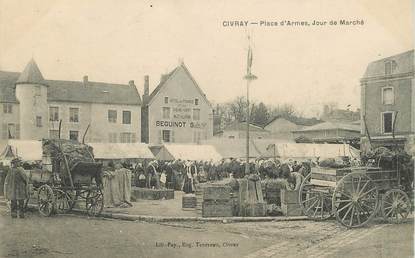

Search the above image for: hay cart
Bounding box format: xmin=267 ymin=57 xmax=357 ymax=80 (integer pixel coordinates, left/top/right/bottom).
xmin=298 ymin=166 xmax=412 ymax=228
xmin=31 ymin=139 xmax=104 ymax=217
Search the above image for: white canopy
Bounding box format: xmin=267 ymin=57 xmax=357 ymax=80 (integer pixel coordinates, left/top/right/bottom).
xmin=0 ymin=140 xmax=43 ymax=161
xmin=88 ymin=143 xmax=154 ymax=160
xmin=265 ymin=143 xmax=360 ymax=159
xmin=155 ymin=144 xmax=222 ymax=161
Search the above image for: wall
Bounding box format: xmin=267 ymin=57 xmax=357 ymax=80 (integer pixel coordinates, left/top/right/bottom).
xmin=0 ymin=103 xmax=20 ymax=139
xmin=48 ymin=101 xmax=141 ymax=143
xmin=363 ymin=78 xmax=413 ymax=136
xmin=90 ymin=103 xmax=140 ymax=143
xmin=218 ymin=130 xmax=269 ymax=140
xmin=16 ymin=84 xmax=48 ymax=140
xmin=48 ymin=101 xmax=91 ymax=141
xmin=147 ymin=67 xmax=213 ymax=144
xmin=264 ymin=118 xmax=301 ymax=140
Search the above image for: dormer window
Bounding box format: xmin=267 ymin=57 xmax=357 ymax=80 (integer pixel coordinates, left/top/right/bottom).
xmin=164 ymin=97 xmax=169 ymax=104
xmin=195 ymin=98 xmax=199 ymax=105
xmin=384 ymin=60 xmax=397 ymax=75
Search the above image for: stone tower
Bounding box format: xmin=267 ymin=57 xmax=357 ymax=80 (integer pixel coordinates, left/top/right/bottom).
xmin=15 ymin=59 xmax=49 ymax=140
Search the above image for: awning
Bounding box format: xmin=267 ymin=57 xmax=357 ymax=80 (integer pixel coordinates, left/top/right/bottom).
xmin=88 ymin=143 xmax=154 ymax=160
xmin=155 ymin=144 xmax=222 ymax=161
xmin=0 ymin=140 xmax=43 ymax=161
xmin=264 ymin=143 xmax=360 ymax=159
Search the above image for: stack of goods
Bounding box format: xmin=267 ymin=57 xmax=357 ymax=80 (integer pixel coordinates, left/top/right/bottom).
xmin=262 ymin=178 xmax=288 ymax=205
xmin=238 ymin=175 xmax=267 ymax=217
xmin=182 ymin=194 xmax=197 ymax=210
xmin=42 ymin=139 xmax=100 ymax=185
xmin=195 ymin=185 xmax=206 ymax=215
xmin=280 ymin=189 xmax=303 ymax=216
xmin=131 ymin=187 xmax=174 ymax=200
xmin=202 ymin=185 xmax=232 ymax=217
xmin=319 ymin=158 xmax=348 ymax=169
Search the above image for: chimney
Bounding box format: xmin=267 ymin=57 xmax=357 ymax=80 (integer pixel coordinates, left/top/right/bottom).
xmin=144 ymin=75 xmax=149 ymax=96
xmin=83 ymin=75 xmax=88 ymax=85
xmin=129 ymin=80 xmax=135 ymax=87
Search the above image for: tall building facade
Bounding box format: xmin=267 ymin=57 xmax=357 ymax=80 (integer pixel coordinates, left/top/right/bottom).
xmin=0 ymin=59 xmax=141 ymax=143
xmin=360 ymin=50 xmax=415 ymax=153
xmin=141 ymin=62 xmax=213 ymax=144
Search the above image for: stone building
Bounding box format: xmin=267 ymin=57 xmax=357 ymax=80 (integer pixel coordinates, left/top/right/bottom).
xmin=214 ymin=121 xmax=270 ymax=140
xmin=360 ymin=50 xmax=414 ymax=153
xmin=141 ymin=62 xmax=213 ymax=144
xmin=0 ymin=59 xmax=141 ymax=143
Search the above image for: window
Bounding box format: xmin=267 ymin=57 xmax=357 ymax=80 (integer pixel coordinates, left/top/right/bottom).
xmin=193 ymin=108 xmax=200 ymax=120
xmin=36 ymin=116 xmax=42 ymax=127
xmin=109 ymin=132 xmax=117 ymax=143
xmin=120 ymin=132 xmax=136 ymax=143
xmin=6 ymin=124 xmax=16 ymax=139
xmin=162 ymin=107 xmax=171 ymax=119
xmin=382 ymin=87 xmax=394 ymax=105
xmin=228 ymin=135 xmax=235 ymax=139
xmin=162 ymin=130 xmax=171 ymax=143
xmin=69 ymin=108 xmax=79 ymax=123
xmin=69 ymin=130 xmax=79 ymax=141
xmin=3 ymin=103 xmax=12 ymax=114
xmin=34 ymin=85 xmax=41 ymax=96
xmin=164 ymin=97 xmax=169 ymax=104
xmin=49 ymin=107 xmax=59 ymax=121
xmin=108 ymin=110 xmax=117 ymax=123
xmin=49 ymin=130 xmax=59 ymax=139
xmin=382 ymin=112 xmax=394 ymax=134
xmin=195 ymin=98 xmax=199 ymax=105
xmin=122 ymin=111 xmax=131 ymax=124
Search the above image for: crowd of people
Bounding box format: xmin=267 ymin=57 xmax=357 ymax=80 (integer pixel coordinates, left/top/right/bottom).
xmin=122 ymin=157 xmax=317 ymax=193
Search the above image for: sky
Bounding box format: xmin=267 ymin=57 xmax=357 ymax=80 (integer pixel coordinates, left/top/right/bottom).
xmin=0 ymin=0 xmax=413 ymax=117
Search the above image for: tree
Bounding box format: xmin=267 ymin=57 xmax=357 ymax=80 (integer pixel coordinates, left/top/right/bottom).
xmin=251 ymin=102 xmax=269 ymax=127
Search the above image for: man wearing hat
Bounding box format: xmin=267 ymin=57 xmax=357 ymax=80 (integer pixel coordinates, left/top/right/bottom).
xmin=4 ymin=158 xmax=28 ymax=218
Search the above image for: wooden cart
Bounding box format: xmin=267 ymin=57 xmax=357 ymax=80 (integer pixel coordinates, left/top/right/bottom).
xmin=298 ymin=166 xmax=412 ymax=228
xmin=30 ymin=140 xmax=104 ymax=217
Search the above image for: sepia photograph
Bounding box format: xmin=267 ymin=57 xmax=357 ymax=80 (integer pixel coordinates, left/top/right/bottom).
xmin=0 ymin=0 xmax=413 ymax=257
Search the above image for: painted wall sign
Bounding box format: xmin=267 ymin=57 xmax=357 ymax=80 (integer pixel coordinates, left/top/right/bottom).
xmin=155 ymin=121 xmax=187 ymax=127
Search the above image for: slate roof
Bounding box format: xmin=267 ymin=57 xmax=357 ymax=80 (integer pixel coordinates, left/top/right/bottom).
xmin=362 ymin=49 xmax=414 ymax=79
xmin=16 ymin=59 xmax=46 ymax=86
xmin=292 ymin=121 xmax=360 ymax=132
xmin=0 ymin=71 xmax=20 ymax=103
xmin=222 ymin=121 xmax=270 ymax=133
xmin=265 ymin=115 xmax=322 ymax=127
xmin=145 ymin=63 xmax=211 ymax=107
xmin=0 ymin=60 xmax=141 ymax=105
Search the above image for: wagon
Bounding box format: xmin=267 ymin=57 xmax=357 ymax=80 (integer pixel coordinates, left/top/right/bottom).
xmin=298 ymin=165 xmax=412 ymax=228
xmin=29 ymin=139 xmax=104 ymax=217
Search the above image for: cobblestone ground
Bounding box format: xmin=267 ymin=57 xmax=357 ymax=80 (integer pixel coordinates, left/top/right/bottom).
xmin=0 ymin=207 xmax=413 ymax=258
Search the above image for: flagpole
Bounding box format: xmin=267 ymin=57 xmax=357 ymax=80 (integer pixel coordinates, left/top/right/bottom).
xmin=244 ymin=38 xmax=257 ymax=176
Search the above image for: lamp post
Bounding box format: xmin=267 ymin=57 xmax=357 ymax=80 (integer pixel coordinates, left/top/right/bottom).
xmin=244 ymin=41 xmax=257 ymax=175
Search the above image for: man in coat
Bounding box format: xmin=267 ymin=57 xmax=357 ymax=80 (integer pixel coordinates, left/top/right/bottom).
xmin=4 ymin=158 xmax=28 ymax=218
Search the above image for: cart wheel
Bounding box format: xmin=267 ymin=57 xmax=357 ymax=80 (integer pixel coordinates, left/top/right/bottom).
xmin=37 ymin=185 xmax=55 ymax=217
xmin=54 ymin=190 xmax=75 ymax=214
xmin=299 ymin=173 xmax=332 ymax=220
xmin=86 ymin=189 xmax=104 ymax=217
xmin=332 ymin=172 xmax=378 ymax=228
xmin=382 ymin=189 xmax=411 ymax=224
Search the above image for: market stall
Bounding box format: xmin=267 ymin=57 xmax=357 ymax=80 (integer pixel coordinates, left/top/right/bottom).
xmin=0 ymin=140 xmax=43 ymax=165
xmin=155 ymin=144 xmax=222 ymax=161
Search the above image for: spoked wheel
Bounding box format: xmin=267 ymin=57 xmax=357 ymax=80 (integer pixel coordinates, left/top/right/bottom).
xmin=37 ymin=185 xmax=55 ymax=217
xmin=86 ymin=188 xmax=104 ymax=216
xmin=54 ymin=189 xmax=75 ymax=214
xmin=299 ymin=173 xmax=333 ymax=220
xmin=332 ymin=172 xmax=379 ymax=228
xmin=382 ymin=189 xmax=411 ymax=224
